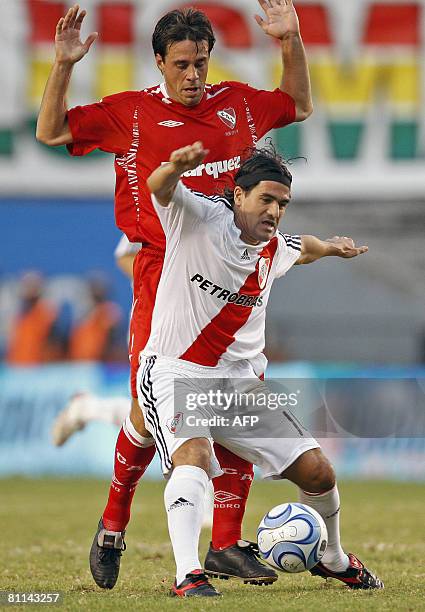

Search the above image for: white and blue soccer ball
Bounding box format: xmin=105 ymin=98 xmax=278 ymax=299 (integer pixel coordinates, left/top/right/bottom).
xmin=257 ymin=503 xmax=328 ymax=573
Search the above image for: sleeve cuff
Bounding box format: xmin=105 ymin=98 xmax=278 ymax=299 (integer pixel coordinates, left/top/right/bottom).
xmin=151 ymin=181 xmax=182 ymax=211
xmin=66 ymin=107 xmax=90 ymax=156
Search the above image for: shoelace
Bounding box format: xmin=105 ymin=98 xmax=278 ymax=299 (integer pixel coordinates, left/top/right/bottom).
xmin=239 ymin=541 xmax=263 ymax=561
xmin=98 ymin=541 xmax=126 ymax=562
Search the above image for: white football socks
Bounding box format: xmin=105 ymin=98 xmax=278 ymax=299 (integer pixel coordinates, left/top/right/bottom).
xmin=299 ymin=485 xmax=350 ymax=572
xmin=164 ymin=465 xmax=209 ymax=585
xmin=202 ymin=480 xmax=214 ymax=528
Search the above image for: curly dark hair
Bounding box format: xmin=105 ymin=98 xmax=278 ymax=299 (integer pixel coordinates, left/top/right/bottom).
xmin=223 ymin=144 xmax=292 ymax=207
xmin=152 ymin=8 xmax=216 ymax=59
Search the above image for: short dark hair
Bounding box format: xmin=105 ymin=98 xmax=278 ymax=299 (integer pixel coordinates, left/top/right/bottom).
xmin=152 ymin=8 xmax=216 ymax=59
xmin=224 ymin=144 xmax=292 ymax=207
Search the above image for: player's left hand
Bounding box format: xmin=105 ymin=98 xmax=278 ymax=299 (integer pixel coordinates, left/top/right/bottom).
xmin=169 ymin=141 xmax=209 ymax=174
xmin=326 ymin=236 xmax=369 ymax=259
xmin=255 ymin=0 xmax=300 ymax=40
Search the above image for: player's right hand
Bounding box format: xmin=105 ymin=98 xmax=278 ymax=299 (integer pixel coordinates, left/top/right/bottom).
xmin=169 ymin=142 xmax=209 ymax=174
xmin=55 ymin=4 xmax=98 ymax=65
xmin=255 ymin=0 xmax=301 ymax=40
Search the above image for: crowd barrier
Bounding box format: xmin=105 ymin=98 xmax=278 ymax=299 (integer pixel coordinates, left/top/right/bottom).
xmin=1 ymin=362 xmax=424 ymax=480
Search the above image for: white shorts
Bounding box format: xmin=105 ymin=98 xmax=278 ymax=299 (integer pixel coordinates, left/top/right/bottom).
xmin=136 ymin=353 xmax=319 ymax=478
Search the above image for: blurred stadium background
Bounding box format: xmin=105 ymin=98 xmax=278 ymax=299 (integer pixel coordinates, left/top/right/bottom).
xmin=1 ymin=0 xmax=424 ymax=483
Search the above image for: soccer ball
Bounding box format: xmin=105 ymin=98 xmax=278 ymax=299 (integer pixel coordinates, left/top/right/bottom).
xmin=257 ymin=502 xmax=328 ymax=573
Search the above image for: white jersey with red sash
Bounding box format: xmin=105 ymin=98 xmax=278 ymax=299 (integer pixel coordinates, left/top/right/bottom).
xmin=144 ymin=182 xmax=301 ymax=366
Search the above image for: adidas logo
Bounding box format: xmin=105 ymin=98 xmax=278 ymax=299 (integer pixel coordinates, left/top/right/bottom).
xmin=158 ymin=120 xmax=184 ymax=128
xmin=241 ymin=249 xmax=250 ymax=261
xmin=168 ymin=497 xmax=194 ymax=511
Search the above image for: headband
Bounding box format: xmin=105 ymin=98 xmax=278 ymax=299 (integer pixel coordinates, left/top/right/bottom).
xmin=236 ymin=171 xmax=292 ymax=190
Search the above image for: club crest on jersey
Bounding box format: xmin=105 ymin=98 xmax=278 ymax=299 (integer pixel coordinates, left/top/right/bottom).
xmin=217 ymin=108 xmax=236 ymax=129
xmin=258 ymin=257 xmax=270 ymax=290
xmin=167 ymin=412 xmax=183 ymax=434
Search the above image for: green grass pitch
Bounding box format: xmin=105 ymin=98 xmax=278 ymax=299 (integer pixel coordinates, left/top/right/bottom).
xmin=2 ymin=479 xmax=424 ymax=611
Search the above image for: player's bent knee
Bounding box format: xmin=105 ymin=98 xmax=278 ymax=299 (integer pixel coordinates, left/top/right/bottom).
xmin=281 ymin=448 xmax=336 ymax=493
xmin=307 ymin=456 xmax=336 ymax=493
xmin=172 ymin=438 xmax=211 ymax=473
xmin=130 ymin=397 xmax=152 ymax=438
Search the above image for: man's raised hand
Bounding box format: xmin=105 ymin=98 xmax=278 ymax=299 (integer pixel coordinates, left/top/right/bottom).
xmin=169 ymin=142 xmax=209 ymax=174
xmin=55 ymin=4 xmax=98 ymax=65
xmin=255 ymin=0 xmax=300 ymax=40
xmin=326 ymin=236 xmax=369 ymax=259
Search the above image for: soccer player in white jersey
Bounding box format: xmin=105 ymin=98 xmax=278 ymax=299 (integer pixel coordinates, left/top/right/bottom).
xmin=140 ymin=141 xmax=384 ymax=597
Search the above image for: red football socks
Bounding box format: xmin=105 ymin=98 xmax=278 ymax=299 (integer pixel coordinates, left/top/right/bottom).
xmin=102 ymin=425 xmax=156 ymax=532
xmin=211 ymin=444 xmax=254 ymax=550
xmin=102 ymin=428 xmax=254 ymax=544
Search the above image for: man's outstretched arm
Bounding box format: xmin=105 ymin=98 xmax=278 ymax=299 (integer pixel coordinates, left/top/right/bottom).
xmin=255 ymin=0 xmax=313 ymax=121
xmin=295 ymin=235 xmax=368 ymax=265
xmin=36 ymin=4 xmax=97 ymax=146
xmin=147 ymin=142 xmax=208 ymax=207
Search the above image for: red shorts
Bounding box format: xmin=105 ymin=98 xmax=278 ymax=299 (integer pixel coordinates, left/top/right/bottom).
xmin=129 ymin=247 xmax=164 ymax=398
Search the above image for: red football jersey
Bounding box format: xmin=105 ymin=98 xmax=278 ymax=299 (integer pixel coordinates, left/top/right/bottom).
xmin=67 ymin=81 xmax=295 ymax=247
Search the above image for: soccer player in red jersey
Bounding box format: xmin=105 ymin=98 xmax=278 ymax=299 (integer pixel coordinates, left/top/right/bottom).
xmin=37 ymin=1 xmax=313 ymax=588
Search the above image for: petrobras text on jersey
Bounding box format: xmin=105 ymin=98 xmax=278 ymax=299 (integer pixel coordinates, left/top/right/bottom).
xmin=182 ymin=156 xmax=241 ymax=179
xmin=191 ymin=273 xmax=264 ymax=307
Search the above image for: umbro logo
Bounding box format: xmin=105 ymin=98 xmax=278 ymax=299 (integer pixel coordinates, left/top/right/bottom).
xmin=168 ymin=497 xmax=194 ymax=511
xmin=214 ymin=490 xmax=242 ymax=503
xmin=241 ymin=249 xmax=250 ymax=261
xmin=158 ymin=120 xmax=184 ymax=127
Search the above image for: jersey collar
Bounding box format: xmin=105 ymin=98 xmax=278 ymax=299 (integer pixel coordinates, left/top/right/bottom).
xmin=160 ymin=82 xmax=169 ymax=99
xmin=159 ymin=81 xmax=209 ymax=110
